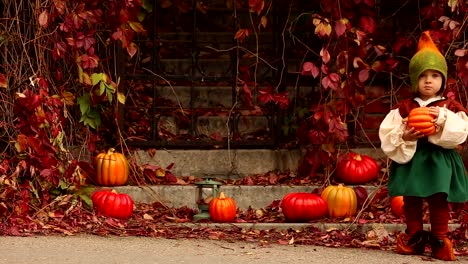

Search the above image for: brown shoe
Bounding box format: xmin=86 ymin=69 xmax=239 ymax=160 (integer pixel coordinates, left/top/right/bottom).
xmin=430 ymin=237 xmax=456 ymax=261
xmin=396 ymin=231 xmax=428 ymax=255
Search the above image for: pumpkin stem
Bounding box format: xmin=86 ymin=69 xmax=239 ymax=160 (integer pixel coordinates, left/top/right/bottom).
xmin=218 ymin=191 xmax=227 ymax=199
xmin=107 ymin=148 xmax=116 ymax=154
xmin=354 ymin=154 xmax=362 ymax=161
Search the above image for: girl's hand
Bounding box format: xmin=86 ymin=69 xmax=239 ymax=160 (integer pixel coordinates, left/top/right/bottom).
xmin=429 ymin=106 xmax=439 ymax=122
xmin=402 ymin=127 xmax=424 ymax=141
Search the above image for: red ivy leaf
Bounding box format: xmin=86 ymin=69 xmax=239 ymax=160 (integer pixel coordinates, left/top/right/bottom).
xmin=0 ymin=73 xmax=7 ymax=88
xmin=358 ymin=69 xmax=370 ymax=83
xmin=273 ymin=92 xmax=289 ymax=109
xmin=243 ymin=83 xmax=252 ymax=107
xmin=249 ymin=0 xmax=264 ymax=15
xmin=75 ymin=31 xmax=96 ymax=51
xmin=455 ymin=49 xmax=467 ymax=57
xmin=320 ymin=48 xmax=331 ymax=64
xmin=335 ymin=19 xmax=348 ymax=37
xmin=234 ymin=29 xmax=251 ymax=43
xmin=392 ymin=35 xmax=413 ymax=55
xmin=38 ymin=10 xmax=50 ymax=28
xmin=321 ymin=73 xmax=340 ymax=91
xmin=354 ymin=186 xmax=368 ymax=209
xmin=308 ymin=129 xmax=326 ymax=144
xmin=301 ymin=62 xmax=320 ymax=78
xmin=53 ymin=41 xmax=67 ymax=60
xmin=258 ymin=86 xmax=274 ymax=104
xmin=210 ymin=132 xmax=223 ymax=141
xmin=386 ymin=57 xmax=399 ymax=71
xmin=127 ymin=42 xmax=138 ymax=58
xmin=328 ymin=117 xmax=348 ymax=142
xmin=120 ymin=9 xmax=130 ymax=24
xmin=164 ymin=171 xmax=178 ymax=183
xmin=360 ymin=16 xmax=376 ymax=33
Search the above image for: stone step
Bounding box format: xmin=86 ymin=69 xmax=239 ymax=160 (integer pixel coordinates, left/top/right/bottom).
xmin=114 ymin=185 xmax=381 ymax=210
xmin=134 ymin=148 xmax=386 ymax=179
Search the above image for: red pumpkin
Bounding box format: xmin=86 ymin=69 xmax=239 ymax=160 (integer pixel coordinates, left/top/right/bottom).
xmin=209 ymin=192 xmax=237 ymax=222
xmin=336 ymin=152 xmax=379 ymax=184
xmin=95 ymin=148 xmax=129 ymax=186
xmin=407 ymin=107 xmax=436 ymax=136
xmin=91 ymin=189 xmax=134 ymax=219
xmin=391 ymin=196 xmax=404 ymax=217
xmin=281 ymin=193 xmax=328 ymax=222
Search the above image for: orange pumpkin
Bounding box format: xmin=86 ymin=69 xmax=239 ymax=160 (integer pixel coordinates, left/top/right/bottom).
xmin=407 ymin=107 xmax=436 ymax=136
xmin=209 ymin=192 xmax=237 ymax=222
xmin=390 ymin=196 xmax=404 ymax=217
xmin=320 ymin=184 xmax=357 ymax=218
xmin=95 ymin=148 xmax=129 ymax=186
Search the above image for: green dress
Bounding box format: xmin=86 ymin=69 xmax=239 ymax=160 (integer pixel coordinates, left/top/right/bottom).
xmin=389 ymin=140 xmax=468 ymax=202
xmin=387 ymin=98 xmax=468 ymax=203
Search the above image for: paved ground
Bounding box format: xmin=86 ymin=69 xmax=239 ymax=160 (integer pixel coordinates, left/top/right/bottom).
xmin=1 ymin=235 xmax=466 ymax=264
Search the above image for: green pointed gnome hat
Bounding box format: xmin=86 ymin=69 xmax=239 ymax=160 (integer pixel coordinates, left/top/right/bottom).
xmin=408 ymin=31 xmax=447 ymax=92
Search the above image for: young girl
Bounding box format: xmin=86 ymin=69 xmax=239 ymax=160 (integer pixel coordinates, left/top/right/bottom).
xmin=379 ymin=31 xmax=468 ymax=261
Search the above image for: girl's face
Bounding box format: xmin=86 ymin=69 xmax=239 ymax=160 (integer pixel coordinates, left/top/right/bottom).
xmin=417 ymin=69 xmax=443 ymax=100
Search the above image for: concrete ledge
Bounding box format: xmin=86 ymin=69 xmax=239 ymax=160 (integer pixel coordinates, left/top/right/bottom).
xmin=134 ymin=148 xmax=386 ymax=179
xmin=134 ymin=149 xmax=304 ymax=179
xmin=166 ymin=223 xmax=461 ymax=233
xmin=114 ymin=185 xmax=381 ymax=210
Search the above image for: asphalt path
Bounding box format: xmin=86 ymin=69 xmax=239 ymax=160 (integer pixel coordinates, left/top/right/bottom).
xmin=0 ymin=235 xmax=466 ymax=264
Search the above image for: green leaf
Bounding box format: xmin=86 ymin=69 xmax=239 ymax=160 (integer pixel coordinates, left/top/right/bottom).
xmin=59 ymin=179 xmax=69 ymax=190
xmin=142 ymin=0 xmax=153 ymax=12
xmin=98 ymin=81 xmax=106 ymax=95
xmin=106 ymin=90 xmax=113 ymax=103
xmin=128 ymin=21 xmax=145 ymax=33
xmin=77 ymin=94 xmax=91 ymax=115
xmin=117 ymin=92 xmax=126 ymax=105
xmin=137 ymin=11 xmax=147 ymax=22
xmin=78 ymin=66 xmax=84 ymax=83
xmin=79 ymin=194 xmax=93 ymax=209
xmin=80 ymin=109 xmax=101 ymax=129
xmin=91 ymin=73 xmax=103 ymax=86
xmin=105 ymin=82 xmax=115 ymax=93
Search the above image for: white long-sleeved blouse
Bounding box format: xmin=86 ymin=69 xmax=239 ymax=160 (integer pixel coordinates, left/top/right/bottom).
xmin=379 ymin=96 xmax=468 ymax=164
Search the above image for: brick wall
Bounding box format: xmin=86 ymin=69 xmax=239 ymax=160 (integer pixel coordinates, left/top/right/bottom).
xmin=355 ymin=85 xmax=413 ymax=146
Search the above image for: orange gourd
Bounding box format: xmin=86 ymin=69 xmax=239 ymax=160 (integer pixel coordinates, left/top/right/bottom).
xmin=209 ymin=192 xmax=237 ymax=222
xmin=95 ymin=148 xmax=129 ymax=186
xmin=407 ymin=107 xmax=436 ymax=136
xmin=390 ymin=196 xmax=404 ymax=217
xmin=320 ymin=184 xmax=357 ymax=218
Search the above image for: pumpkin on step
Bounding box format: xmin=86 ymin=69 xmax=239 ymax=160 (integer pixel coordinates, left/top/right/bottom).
xmin=91 ymin=189 xmax=134 ymax=219
xmin=95 ymin=148 xmax=129 ymax=186
xmin=281 ymin=192 xmax=328 ymax=222
xmin=209 ymin=192 xmax=237 ymax=222
xmin=391 ymin=196 xmax=404 ymax=217
xmin=320 ymin=184 xmax=357 ymax=218
xmin=335 ymin=152 xmax=380 ymax=184
xmin=407 ymin=107 xmax=436 ymax=136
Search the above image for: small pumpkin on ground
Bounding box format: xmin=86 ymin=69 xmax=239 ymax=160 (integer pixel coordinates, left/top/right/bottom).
xmin=91 ymin=189 xmax=134 ymax=219
xmin=95 ymin=148 xmax=129 ymax=186
xmin=209 ymin=192 xmax=237 ymax=222
xmin=391 ymin=196 xmax=404 ymax=217
xmin=320 ymin=184 xmax=357 ymax=218
xmin=407 ymin=107 xmax=436 ymax=136
xmin=281 ymin=192 xmax=328 ymax=222
xmin=336 ymin=152 xmax=380 ymax=184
